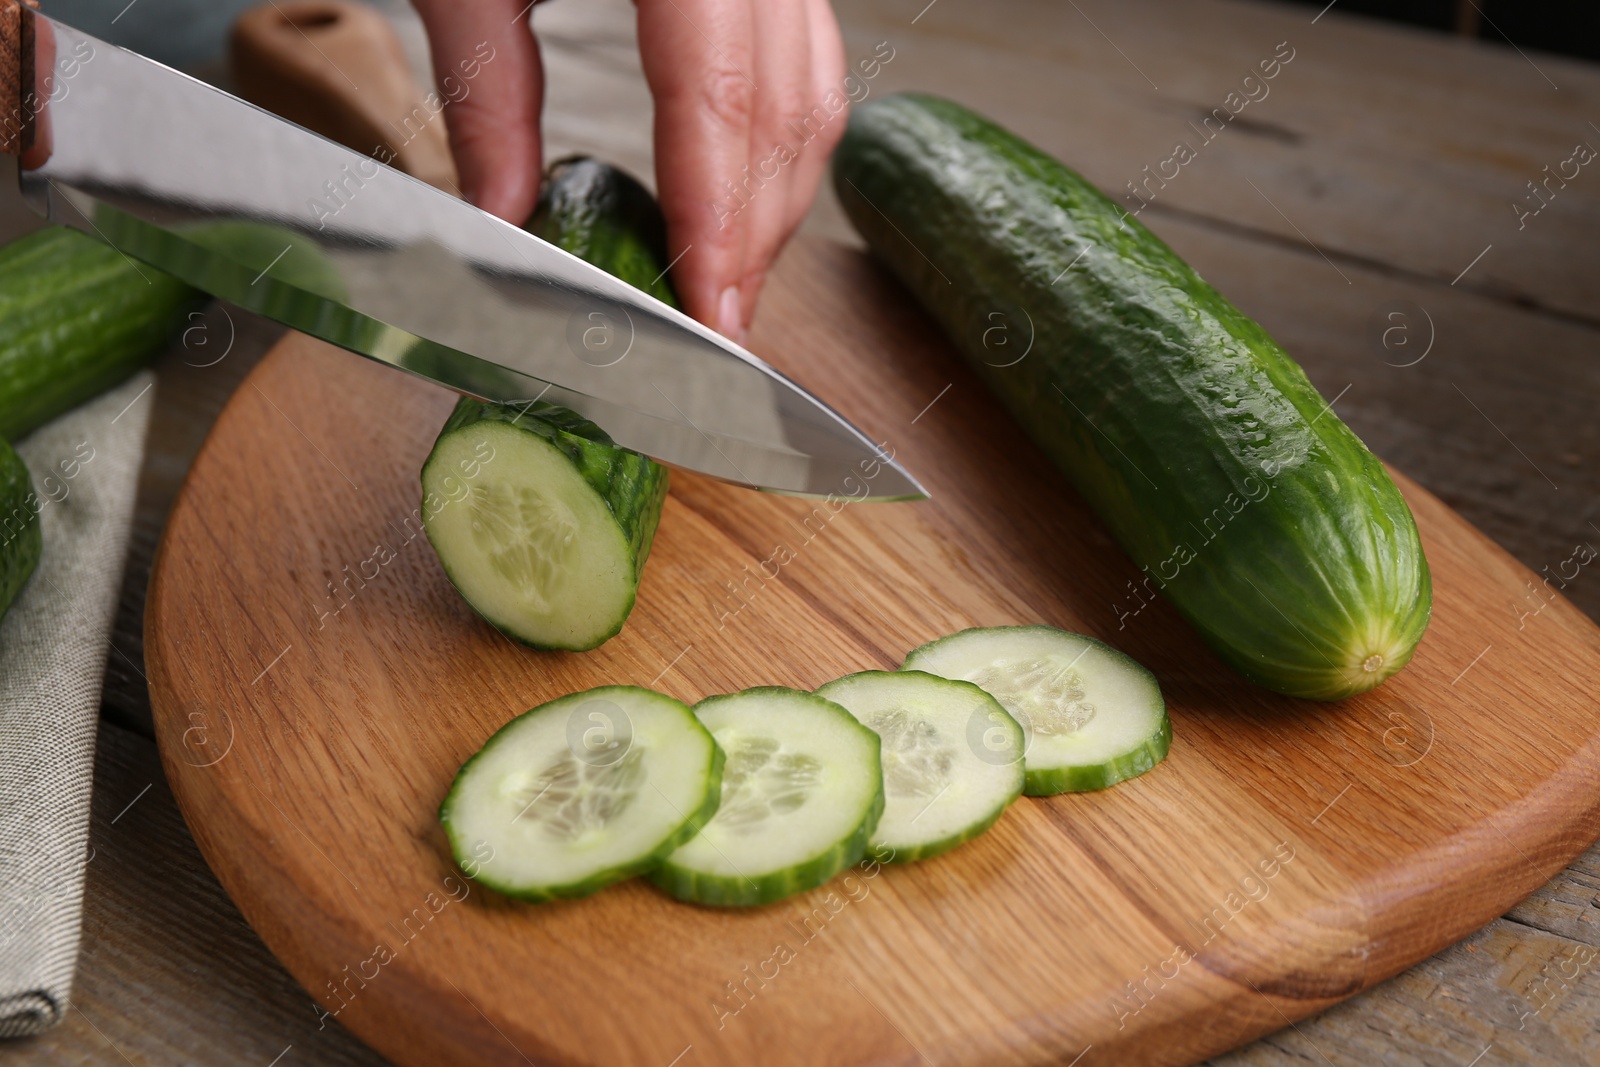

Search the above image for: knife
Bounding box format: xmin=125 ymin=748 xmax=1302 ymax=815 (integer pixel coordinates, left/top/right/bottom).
xmin=0 ymin=2 xmax=926 ymax=501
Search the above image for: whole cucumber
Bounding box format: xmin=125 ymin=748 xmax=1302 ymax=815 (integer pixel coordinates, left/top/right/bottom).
xmin=0 ymin=227 xmax=202 ymax=441
xmin=834 ymin=94 xmax=1430 ymax=700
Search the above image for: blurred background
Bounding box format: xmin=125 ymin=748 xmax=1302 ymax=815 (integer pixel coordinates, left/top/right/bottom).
xmin=36 ymin=0 xmax=1600 ymax=69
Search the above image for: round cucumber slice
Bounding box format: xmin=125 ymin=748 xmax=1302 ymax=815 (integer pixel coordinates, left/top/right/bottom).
xmin=650 ymin=687 xmax=884 ymax=907
xmin=903 ymin=626 xmax=1170 ymax=796
xmin=439 ymin=686 xmax=722 ymax=902
xmin=421 ymin=407 xmax=665 ymax=651
xmin=816 ymin=670 xmax=1023 ymax=862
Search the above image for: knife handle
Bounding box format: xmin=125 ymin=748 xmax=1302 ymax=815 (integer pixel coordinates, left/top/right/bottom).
xmin=0 ymin=0 xmax=35 ymax=158
xmin=230 ymin=0 xmax=458 ymax=192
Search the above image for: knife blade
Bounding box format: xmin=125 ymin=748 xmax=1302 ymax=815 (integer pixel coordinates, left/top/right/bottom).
xmin=0 ymin=6 xmax=926 ymax=501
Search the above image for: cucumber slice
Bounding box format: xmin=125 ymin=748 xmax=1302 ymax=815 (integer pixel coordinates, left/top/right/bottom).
xmin=650 ymin=687 xmax=884 ymax=907
xmin=816 ymin=671 xmax=1023 ymax=862
xmin=421 ymin=401 xmax=668 ymax=650
xmin=903 ymin=626 xmax=1170 ymax=796
xmin=439 ymin=685 xmax=722 ymax=902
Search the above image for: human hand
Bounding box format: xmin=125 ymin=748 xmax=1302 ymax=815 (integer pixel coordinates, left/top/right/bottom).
xmin=411 ymin=0 xmax=849 ymax=343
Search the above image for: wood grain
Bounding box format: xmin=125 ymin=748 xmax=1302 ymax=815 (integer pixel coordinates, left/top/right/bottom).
xmin=143 ymin=235 xmax=1600 ymax=1067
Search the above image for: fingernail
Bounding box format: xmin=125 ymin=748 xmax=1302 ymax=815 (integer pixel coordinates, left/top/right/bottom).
xmin=716 ymin=286 xmax=745 ymax=344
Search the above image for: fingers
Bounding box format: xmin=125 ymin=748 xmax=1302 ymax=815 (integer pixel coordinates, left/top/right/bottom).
xmin=731 ymin=0 xmax=812 ymax=332
xmin=786 ymin=0 xmax=848 ymax=234
xmin=637 ymin=0 xmax=756 ymax=338
xmin=738 ymin=0 xmax=848 ymax=331
xmin=640 ymin=0 xmax=851 ymax=340
xmin=413 ymin=0 xmax=544 ymax=224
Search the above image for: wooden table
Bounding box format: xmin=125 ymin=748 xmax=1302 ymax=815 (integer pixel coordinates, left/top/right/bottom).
xmin=11 ymin=0 xmax=1600 ymax=1063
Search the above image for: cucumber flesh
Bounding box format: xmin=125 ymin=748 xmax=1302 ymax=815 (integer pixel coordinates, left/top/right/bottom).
xmin=422 ymin=403 xmax=667 ymax=650
xmin=904 ymin=626 xmax=1170 ymax=796
xmin=650 ymin=687 xmax=884 ymax=907
xmin=439 ymin=686 xmax=722 ymax=902
xmin=817 ymin=670 xmax=1023 ymax=862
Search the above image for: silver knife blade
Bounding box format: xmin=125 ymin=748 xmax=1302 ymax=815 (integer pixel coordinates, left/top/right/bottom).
xmin=3 ymin=11 xmax=926 ymax=501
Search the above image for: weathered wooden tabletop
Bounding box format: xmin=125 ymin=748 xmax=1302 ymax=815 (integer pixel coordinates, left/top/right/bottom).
xmin=11 ymin=0 xmax=1600 ymax=1064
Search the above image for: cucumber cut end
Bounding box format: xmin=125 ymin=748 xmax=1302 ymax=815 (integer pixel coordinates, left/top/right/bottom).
xmin=422 ymin=420 xmax=639 ymax=651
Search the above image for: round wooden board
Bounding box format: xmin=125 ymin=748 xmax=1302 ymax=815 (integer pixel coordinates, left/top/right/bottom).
xmin=148 ymin=237 xmax=1600 ymax=1067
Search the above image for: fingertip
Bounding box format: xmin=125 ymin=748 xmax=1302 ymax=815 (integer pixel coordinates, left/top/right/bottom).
xmin=737 ymin=268 xmax=766 ymax=334
xmin=716 ymin=285 xmax=745 ymax=343
xmin=459 ymin=150 xmax=540 ymax=223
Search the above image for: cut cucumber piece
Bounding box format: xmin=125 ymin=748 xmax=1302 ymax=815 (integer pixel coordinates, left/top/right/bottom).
xmin=904 ymin=626 xmax=1170 ymax=796
xmin=421 ymin=158 xmax=674 ymax=651
xmin=439 ymin=685 xmax=722 ymax=902
xmin=650 ymin=687 xmax=883 ymax=907
xmin=817 ymin=670 xmax=1023 ymax=863
xmin=422 ymin=401 xmax=668 ymax=650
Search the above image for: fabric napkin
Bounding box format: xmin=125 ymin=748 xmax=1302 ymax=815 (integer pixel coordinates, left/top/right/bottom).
xmin=0 ymin=373 xmax=155 ymax=1037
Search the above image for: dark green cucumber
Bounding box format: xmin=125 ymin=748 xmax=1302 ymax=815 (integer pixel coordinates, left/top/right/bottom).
xmin=834 ymin=94 xmax=1431 ymax=701
xmin=0 ymin=227 xmax=202 ymax=441
xmin=528 ymin=155 xmax=679 ymax=308
xmin=0 ymin=438 xmax=42 ymax=620
xmin=422 ymin=159 xmax=673 ymax=651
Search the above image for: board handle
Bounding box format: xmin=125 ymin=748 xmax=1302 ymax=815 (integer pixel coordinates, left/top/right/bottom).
xmin=0 ymin=0 xmax=36 ymax=158
xmin=230 ymin=0 xmax=457 ymax=191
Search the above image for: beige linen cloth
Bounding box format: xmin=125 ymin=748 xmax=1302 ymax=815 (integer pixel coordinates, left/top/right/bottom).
xmin=0 ymin=373 xmax=154 ymax=1037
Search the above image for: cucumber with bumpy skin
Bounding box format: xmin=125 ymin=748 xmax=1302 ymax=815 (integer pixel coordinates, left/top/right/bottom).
xmin=0 ymin=439 xmax=41 ymax=621
xmin=439 ymin=685 xmax=723 ymax=902
xmin=422 ymin=159 xmax=673 ymax=650
xmin=817 ymin=670 xmax=1023 ymax=862
xmin=650 ymin=687 xmax=884 ymax=907
xmin=904 ymin=626 xmax=1170 ymax=795
xmin=0 ymin=227 xmax=202 ymax=441
xmin=835 ymin=93 xmax=1431 ymax=700
xmin=528 ymin=156 xmax=679 ymax=309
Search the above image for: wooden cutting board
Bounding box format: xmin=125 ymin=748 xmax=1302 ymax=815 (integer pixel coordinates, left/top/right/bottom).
xmin=146 ymin=236 xmax=1600 ymax=1067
